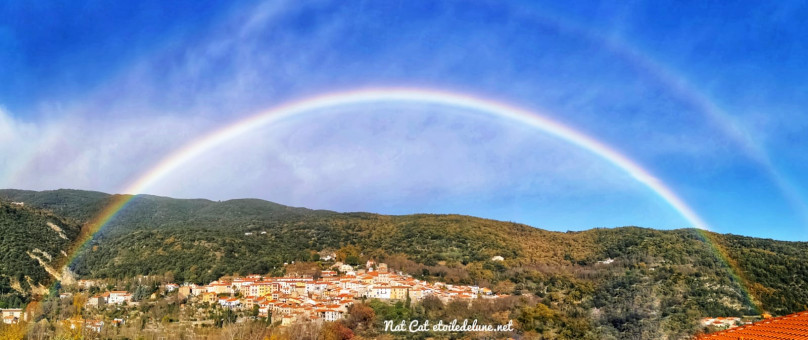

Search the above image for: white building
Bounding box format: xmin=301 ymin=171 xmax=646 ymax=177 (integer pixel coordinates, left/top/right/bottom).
xmin=1 ymin=309 xmax=24 ymax=324
xmin=321 ymin=309 xmax=344 ymax=321
xmin=108 ymin=291 xmax=132 ymax=305
xmin=369 ymin=285 xmax=391 ymax=299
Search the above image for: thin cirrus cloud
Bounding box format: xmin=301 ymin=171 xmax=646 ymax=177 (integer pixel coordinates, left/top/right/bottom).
xmin=0 ymin=109 xmax=212 ymax=193
xmin=147 ymin=105 xmax=644 ymax=207
xmin=2 ymin=0 xmax=806 ymax=238
xmin=1 ymin=101 xmax=668 ymax=231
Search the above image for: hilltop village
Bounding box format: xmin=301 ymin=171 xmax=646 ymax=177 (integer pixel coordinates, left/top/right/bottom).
xmin=5 ymin=260 xmax=501 ymax=336
xmin=3 ymin=191 xmax=804 ymax=339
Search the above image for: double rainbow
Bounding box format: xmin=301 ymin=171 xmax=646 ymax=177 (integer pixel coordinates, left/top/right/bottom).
xmin=63 ymin=88 xmax=758 ymax=312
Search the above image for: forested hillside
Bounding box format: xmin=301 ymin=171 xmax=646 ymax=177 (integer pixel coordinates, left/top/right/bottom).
xmin=2 ymin=189 xmax=807 ymax=338
xmin=0 ymin=199 xmax=81 ymax=308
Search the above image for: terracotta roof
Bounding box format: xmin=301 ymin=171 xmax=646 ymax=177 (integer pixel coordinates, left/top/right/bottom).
xmin=697 ymin=311 xmax=808 ymax=340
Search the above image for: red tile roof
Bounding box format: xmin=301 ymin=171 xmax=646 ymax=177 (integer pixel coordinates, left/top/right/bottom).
xmin=696 ymin=311 xmax=808 ymax=340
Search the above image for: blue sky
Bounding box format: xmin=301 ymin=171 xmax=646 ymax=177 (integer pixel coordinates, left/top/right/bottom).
xmin=2 ymin=0 xmax=808 ymax=240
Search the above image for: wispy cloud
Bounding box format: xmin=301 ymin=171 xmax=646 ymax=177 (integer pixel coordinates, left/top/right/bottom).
xmin=4 ymin=0 xmax=806 ymax=237
xmin=0 ymin=108 xmax=213 ymax=192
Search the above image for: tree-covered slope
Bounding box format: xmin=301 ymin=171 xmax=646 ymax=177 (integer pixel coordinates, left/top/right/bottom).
xmin=2 ymin=189 xmax=808 ymax=338
xmin=0 ymin=189 xmax=110 ymax=223
xmin=714 ymin=233 xmax=808 ymax=315
xmin=0 ymin=200 xmax=82 ymax=308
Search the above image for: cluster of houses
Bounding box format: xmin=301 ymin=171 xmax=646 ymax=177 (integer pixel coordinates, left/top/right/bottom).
xmin=179 ymin=260 xmax=499 ymax=326
xmin=84 ymin=291 xmax=134 ymax=307
xmin=59 ymin=317 xmax=110 ymax=333
xmin=79 ymin=261 xmax=500 ymax=327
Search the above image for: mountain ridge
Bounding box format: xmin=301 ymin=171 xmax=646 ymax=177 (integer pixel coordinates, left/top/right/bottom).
xmin=2 ymin=188 xmax=808 ymax=337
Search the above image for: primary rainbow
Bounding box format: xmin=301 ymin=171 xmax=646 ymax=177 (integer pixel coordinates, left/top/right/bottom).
xmin=70 ymin=87 xmax=710 ymax=260
xmin=58 ymin=87 xmax=766 ymax=314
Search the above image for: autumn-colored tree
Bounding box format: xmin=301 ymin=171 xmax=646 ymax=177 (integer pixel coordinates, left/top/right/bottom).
xmin=345 ymin=303 xmax=376 ymax=331
xmin=336 ymin=245 xmax=362 ymax=262
xmin=320 ymin=321 xmax=354 ymax=340
xmin=492 ymin=280 xmax=516 ymax=295
xmin=72 ymin=293 xmax=86 ymax=316
xmin=0 ymin=322 xmax=26 ymax=340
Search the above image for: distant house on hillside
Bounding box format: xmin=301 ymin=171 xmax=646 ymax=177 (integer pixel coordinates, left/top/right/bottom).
xmin=700 ymin=317 xmax=743 ymax=330
xmin=319 ymin=251 xmax=336 ymax=261
xmin=219 ymin=297 xmax=240 ymax=309
xmin=86 ymin=294 xmax=107 ymax=307
xmin=1 ymin=309 xmax=25 ymax=324
xmin=85 ymin=319 xmax=104 ymax=333
xmin=164 ymin=283 xmax=179 ymax=292
xmin=108 ymin=291 xmax=132 ymax=305
xmin=77 ymin=279 xmax=98 ymax=289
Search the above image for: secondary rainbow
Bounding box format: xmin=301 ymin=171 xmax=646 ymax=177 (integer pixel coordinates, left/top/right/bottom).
xmin=523 ymin=9 xmax=808 ymax=224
